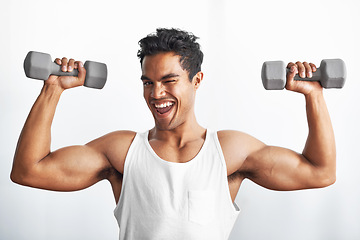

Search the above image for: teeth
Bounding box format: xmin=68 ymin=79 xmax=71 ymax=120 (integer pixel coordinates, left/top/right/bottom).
xmin=155 ymin=102 xmax=174 ymax=108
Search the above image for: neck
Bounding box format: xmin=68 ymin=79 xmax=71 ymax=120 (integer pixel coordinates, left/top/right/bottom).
xmin=150 ymin=115 xmax=206 ymax=146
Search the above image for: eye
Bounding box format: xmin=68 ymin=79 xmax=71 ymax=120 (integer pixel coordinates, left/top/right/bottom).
xmin=143 ymin=81 xmax=153 ymax=86
xmin=165 ymin=80 xmax=176 ymax=83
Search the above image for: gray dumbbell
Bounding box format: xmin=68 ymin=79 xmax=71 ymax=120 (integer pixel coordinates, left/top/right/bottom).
xmin=261 ymin=59 xmax=346 ymax=90
xmin=24 ymin=51 xmax=108 ymax=89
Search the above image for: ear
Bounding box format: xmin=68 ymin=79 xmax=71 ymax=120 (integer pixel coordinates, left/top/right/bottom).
xmin=192 ymin=71 xmax=204 ymax=90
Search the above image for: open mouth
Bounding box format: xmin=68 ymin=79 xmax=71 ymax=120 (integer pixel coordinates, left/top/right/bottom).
xmin=154 ymin=101 xmax=175 ymax=115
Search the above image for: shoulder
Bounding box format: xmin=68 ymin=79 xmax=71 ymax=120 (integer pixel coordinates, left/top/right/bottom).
xmin=88 ymin=130 xmax=137 ymax=149
xmin=102 ymin=130 xmax=137 ymax=142
xmin=87 ymin=130 xmax=137 ymax=173
xmin=217 ymin=130 xmax=266 ymax=174
xmin=217 ymin=130 xmax=251 ymax=142
xmin=217 ymin=130 xmax=264 ymax=150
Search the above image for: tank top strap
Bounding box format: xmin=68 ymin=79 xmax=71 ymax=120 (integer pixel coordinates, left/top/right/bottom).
xmin=121 ymin=131 xmax=146 ymax=174
xmin=210 ymin=130 xmax=227 ymax=167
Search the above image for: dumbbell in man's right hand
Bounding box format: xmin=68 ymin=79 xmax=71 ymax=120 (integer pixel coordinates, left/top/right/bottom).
xmin=24 ymin=51 xmax=107 ymax=89
xmin=39 ymin=57 xmax=85 ymax=90
xmin=50 ymin=57 xmax=87 ymax=90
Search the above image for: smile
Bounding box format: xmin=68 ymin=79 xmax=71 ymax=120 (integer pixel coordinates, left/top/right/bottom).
xmin=153 ymin=101 xmax=175 ymax=115
xmin=154 ymin=102 xmax=174 ymax=108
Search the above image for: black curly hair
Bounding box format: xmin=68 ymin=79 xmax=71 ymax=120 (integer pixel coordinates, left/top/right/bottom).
xmin=137 ymin=28 xmax=204 ymax=81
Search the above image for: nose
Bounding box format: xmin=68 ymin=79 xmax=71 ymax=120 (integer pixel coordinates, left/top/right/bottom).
xmin=151 ymin=83 xmax=166 ymax=99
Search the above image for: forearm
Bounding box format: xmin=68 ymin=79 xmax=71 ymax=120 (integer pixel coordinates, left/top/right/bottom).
xmin=302 ymin=90 xmax=336 ymax=175
xmin=12 ymin=84 xmax=63 ymax=178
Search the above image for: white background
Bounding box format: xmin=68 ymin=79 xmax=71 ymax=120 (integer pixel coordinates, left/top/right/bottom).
xmin=1 ymin=0 xmax=359 ymax=239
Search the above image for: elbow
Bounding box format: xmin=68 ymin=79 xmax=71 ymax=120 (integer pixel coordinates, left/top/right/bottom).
xmin=10 ymin=169 xmax=26 ymax=186
xmin=328 ymin=172 xmax=337 ymax=186
xmin=10 ymin=159 xmax=24 ymax=185
xmin=321 ymin=175 xmax=336 ymax=188
xmin=317 ymin=170 xmax=336 ymax=188
xmin=10 ymin=166 xmax=34 ymax=187
xmin=322 ymin=160 xmax=337 ymax=187
xmin=11 ymin=154 xmax=38 ymax=186
xmin=307 ymin=155 xmax=336 ymax=188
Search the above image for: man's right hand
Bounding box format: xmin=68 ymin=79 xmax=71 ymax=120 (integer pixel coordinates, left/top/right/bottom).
xmin=46 ymin=57 xmax=86 ymax=90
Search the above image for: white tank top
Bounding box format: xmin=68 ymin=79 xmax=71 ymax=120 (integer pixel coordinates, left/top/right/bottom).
xmin=114 ymin=130 xmax=240 ymax=240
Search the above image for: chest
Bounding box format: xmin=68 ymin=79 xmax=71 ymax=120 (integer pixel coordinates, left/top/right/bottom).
xmin=148 ymin=139 xmax=205 ymax=163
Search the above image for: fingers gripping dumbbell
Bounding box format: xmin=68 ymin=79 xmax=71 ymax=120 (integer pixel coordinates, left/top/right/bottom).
xmin=261 ymin=59 xmax=346 ymax=90
xmin=24 ymin=51 xmax=108 ymax=89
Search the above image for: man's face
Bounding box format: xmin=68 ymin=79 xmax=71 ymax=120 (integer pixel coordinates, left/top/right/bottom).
xmin=141 ymin=52 xmax=202 ymax=130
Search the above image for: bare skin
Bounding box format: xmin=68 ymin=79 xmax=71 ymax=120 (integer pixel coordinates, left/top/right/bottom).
xmin=11 ymin=53 xmax=336 ymax=205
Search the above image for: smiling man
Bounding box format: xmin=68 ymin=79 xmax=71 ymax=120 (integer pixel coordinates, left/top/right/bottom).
xmin=11 ymin=28 xmax=336 ymax=240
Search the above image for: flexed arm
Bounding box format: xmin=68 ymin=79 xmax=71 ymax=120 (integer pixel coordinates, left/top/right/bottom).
xmin=11 ymin=58 xmax=112 ymax=191
xmin=287 ymin=62 xmax=336 ymax=185
xmin=228 ymin=61 xmax=336 ymax=191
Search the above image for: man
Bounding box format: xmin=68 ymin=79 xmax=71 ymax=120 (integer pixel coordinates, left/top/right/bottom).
xmin=11 ymin=28 xmax=336 ymax=239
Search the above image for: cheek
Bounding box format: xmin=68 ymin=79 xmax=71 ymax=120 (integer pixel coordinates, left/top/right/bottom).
xmin=143 ymin=86 xmax=150 ymax=98
xmin=143 ymin=89 xmax=151 ymax=106
xmin=178 ymin=88 xmax=196 ymax=107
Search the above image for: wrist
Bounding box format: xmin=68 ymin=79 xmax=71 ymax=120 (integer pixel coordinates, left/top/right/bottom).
xmin=304 ymin=88 xmax=323 ymax=100
xmin=40 ymin=83 xmax=63 ymax=102
xmin=42 ymin=82 xmax=64 ymax=94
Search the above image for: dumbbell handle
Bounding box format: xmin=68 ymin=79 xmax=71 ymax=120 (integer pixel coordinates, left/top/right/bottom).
xmin=49 ymin=61 xmax=96 ymax=78
xmin=291 ymin=68 xmax=321 ymax=81
xmin=50 ymin=61 xmax=80 ymax=77
xmin=42 ymin=60 xmax=105 ymax=88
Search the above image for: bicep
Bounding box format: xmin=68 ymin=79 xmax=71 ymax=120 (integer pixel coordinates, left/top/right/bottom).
xmin=26 ymin=145 xmax=110 ymax=191
xmin=242 ymin=146 xmax=325 ymax=191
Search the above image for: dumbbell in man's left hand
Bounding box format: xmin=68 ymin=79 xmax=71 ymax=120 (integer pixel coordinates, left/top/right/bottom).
xmin=285 ymin=61 xmax=323 ymax=96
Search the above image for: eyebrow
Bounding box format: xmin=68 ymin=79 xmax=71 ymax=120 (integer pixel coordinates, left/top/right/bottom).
xmin=141 ymin=73 xmax=180 ymax=81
